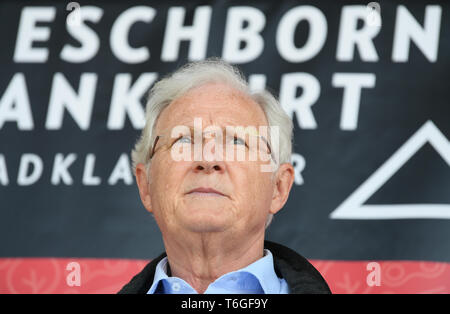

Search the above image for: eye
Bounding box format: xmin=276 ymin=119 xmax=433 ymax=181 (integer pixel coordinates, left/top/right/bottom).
xmin=175 ymin=136 xmax=192 ymax=144
xmin=230 ymin=136 xmax=246 ymax=146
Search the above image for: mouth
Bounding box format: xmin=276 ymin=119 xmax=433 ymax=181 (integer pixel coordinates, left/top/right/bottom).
xmin=186 ymin=187 xmax=227 ymax=198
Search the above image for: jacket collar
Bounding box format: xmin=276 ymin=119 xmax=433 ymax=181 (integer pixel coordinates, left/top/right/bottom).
xmin=118 ymin=240 xmax=331 ymax=294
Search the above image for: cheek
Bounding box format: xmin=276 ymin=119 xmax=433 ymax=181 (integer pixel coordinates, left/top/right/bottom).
xmin=233 ymin=166 xmax=273 ymax=211
xmin=253 ymin=177 xmax=274 ymax=207
xmin=151 ymin=159 xmax=186 ymax=188
xmin=149 ymin=161 xmax=186 ymax=214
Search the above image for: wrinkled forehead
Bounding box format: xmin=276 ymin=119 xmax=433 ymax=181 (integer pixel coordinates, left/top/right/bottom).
xmin=154 ymin=83 xmax=269 ymax=132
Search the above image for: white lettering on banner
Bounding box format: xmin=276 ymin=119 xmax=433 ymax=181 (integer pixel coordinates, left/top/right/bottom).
xmin=107 ymin=73 xmax=158 ymax=130
xmin=279 ymin=73 xmax=320 ymax=129
xmin=223 ymin=6 xmax=266 ymax=63
xmin=13 ymin=7 xmax=56 ymax=63
xmin=46 ymin=73 xmax=97 ymax=130
xmin=0 ymin=73 xmax=33 ymax=130
xmin=291 ymin=153 xmax=305 ymax=186
xmin=0 ymin=152 xmax=307 ymax=186
xmin=61 ymin=6 xmax=104 ymax=63
xmin=17 ymin=154 xmax=43 ymax=186
xmin=161 ymin=6 xmax=212 ymax=62
xmin=0 ymin=155 xmax=9 ymax=185
xmin=392 ymin=5 xmax=442 ymax=62
xmin=336 ymin=5 xmax=380 ymax=62
xmin=0 ymin=154 xmax=134 ymax=186
xmin=10 ymin=5 xmax=442 ymax=64
xmin=332 ymin=73 xmax=376 ymax=131
xmin=51 ymin=153 xmax=77 ymax=185
xmin=248 ymin=74 xmax=267 ymax=92
xmin=108 ymin=154 xmax=133 ymax=185
xmin=330 ymin=121 xmax=450 ymax=219
xmin=82 ymin=154 xmax=101 ymax=185
xmin=0 ymin=71 xmax=374 ymax=131
xmin=110 ymin=6 xmax=156 ymax=64
xmin=276 ymin=6 xmax=327 ymax=63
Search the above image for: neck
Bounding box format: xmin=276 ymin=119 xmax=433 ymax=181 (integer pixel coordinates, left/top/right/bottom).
xmin=163 ymin=231 xmax=265 ymax=294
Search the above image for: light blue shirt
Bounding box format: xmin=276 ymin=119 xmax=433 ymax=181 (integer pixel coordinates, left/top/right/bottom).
xmin=147 ymin=249 xmax=289 ymax=294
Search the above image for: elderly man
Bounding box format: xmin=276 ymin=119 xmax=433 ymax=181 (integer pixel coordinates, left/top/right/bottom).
xmin=119 ymin=58 xmax=330 ymax=294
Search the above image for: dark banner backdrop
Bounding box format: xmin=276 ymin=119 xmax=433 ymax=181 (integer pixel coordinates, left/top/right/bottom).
xmin=0 ymin=0 xmax=449 ymax=293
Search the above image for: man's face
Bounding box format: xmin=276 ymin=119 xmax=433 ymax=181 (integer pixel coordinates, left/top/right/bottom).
xmin=138 ymin=83 xmax=281 ymax=238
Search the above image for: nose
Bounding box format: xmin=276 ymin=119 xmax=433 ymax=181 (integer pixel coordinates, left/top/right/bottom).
xmin=192 ymin=137 xmax=226 ymax=174
xmin=193 ymin=161 xmax=225 ymax=174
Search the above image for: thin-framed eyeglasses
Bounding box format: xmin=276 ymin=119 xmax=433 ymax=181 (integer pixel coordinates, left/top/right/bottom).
xmin=146 ymin=127 xmax=274 ymax=162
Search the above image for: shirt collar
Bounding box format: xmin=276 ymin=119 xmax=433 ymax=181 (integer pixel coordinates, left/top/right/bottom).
xmin=147 ymin=249 xmax=282 ymax=294
xmin=147 ymin=257 xmax=171 ymax=294
xmin=235 ymin=249 xmax=281 ymax=294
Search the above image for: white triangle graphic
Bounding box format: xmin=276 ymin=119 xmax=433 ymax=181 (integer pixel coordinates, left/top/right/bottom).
xmin=330 ymin=120 xmax=450 ymax=220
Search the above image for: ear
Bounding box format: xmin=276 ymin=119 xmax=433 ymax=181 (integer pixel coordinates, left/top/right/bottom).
xmin=269 ymin=163 xmax=295 ymax=215
xmin=135 ymin=163 xmax=153 ymax=213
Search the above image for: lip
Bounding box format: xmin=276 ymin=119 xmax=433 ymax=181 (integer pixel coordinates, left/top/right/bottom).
xmin=186 ymin=187 xmax=226 ymax=197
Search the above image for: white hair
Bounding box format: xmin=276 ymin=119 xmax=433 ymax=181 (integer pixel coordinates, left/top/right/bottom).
xmin=131 ymin=58 xmax=293 ymax=228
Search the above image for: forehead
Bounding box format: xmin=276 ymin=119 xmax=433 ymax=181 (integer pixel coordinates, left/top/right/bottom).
xmin=155 ymin=83 xmax=268 ymax=132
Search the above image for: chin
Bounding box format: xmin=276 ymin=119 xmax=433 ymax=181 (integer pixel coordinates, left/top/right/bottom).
xmin=184 ymin=221 xmax=229 ymax=233
xmin=177 ymin=206 xmax=233 ymax=233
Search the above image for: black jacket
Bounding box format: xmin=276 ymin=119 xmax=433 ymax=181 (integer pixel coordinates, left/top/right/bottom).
xmin=118 ymin=240 xmax=331 ymax=294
